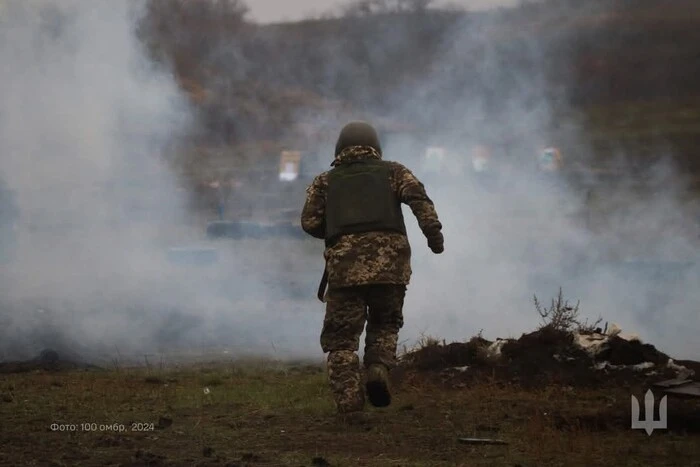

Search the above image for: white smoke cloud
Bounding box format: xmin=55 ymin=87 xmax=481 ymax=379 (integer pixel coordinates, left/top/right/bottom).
xmin=0 ymin=1 xmax=697 ymax=365
xmin=0 ymin=0 xmax=326 ymax=363
xmin=390 ymin=9 xmax=700 ymax=359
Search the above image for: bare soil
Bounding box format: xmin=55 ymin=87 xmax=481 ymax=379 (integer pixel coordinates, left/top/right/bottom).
xmin=1 ymin=332 xmax=699 ymax=466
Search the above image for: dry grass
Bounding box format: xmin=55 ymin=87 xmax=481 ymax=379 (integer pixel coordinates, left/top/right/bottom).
xmin=1 ymin=359 xmax=698 ymax=467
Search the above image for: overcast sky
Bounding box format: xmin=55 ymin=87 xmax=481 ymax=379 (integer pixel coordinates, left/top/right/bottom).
xmin=247 ymin=0 xmax=519 ymax=23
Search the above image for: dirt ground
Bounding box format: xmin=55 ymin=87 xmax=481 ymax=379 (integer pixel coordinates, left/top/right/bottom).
xmin=1 ymin=331 xmax=699 ymax=467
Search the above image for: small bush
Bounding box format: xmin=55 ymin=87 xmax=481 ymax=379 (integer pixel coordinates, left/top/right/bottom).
xmin=416 ymin=334 xmax=444 ymax=349
xmin=534 ymin=288 xmax=602 ymax=333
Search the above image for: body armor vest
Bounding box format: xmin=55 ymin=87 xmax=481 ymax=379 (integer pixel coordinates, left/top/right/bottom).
xmin=325 ymin=159 xmax=407 ymax=245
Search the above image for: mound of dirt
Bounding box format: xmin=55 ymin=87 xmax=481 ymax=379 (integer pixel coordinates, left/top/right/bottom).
xmin=596 ymin=335 xmax=670 ymax=365
xmin=399 ymin=326 xmax=696 ymax=389
xmin=497 ymin=327 xmax=597 ymax=387
xmin=400 ymin=336 xmax=491 ymax=370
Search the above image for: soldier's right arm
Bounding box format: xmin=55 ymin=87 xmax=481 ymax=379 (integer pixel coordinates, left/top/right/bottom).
xmin=393 ymin=164 xmax=443 ymax=240
xmin=301 ymin=174 xmax=327 ymax=239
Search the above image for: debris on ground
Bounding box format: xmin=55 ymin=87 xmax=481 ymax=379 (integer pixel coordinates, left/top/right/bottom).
xmin=654 ymin=378 xmax=700 ymax=397
xmin=156 ymin=417 xmax=173 ymax=429
xmin=311 ymin=457 xmax=332 ymax=467
xmin=457 ymin=437 xmax=509 ymax=446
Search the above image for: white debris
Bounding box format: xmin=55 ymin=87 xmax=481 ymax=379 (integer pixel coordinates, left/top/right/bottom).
xmin=554 ymin=353 xmax=577 ymax=362
xmin=668 ymin=358 xmax=686 ymax=372
xmin=448 ymin=366 xmax=469 ymax=372
xmin=632 ymin=362 xmax=655 ymax=371
xmin=607 ymin=322 xmax=641 ymax=342
xmin=486 ymin=339 xmax=509 ymax=358
xmin=593 ymin=361 xmax=655 ymax=372
xmin=573 ymin=332 xmax=608 ymax=356
xmin=668 ymin=359 xmax=695 ymax=378
xmin=592 ymin=354 xmax=693 ymax=376
xmin=594 ymin=361 xmax=609 ymax=370
xmin=203 ymin=387 xmax=211 ymax=395
xmin=620 ymin=332 xmax=641 ymax=342
xmin=596 ymin=361 xmax=622 ymax=370
xmin=573 ymin=324 xmax=642 ymax=358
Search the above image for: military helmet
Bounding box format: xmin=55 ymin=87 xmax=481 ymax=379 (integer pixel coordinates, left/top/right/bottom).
xmin=334 ymin=121 xmax=382 ymax=156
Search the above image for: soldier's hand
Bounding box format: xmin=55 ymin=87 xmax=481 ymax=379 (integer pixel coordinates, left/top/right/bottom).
xmin=427 ymin=232 xmax=444 ymax=254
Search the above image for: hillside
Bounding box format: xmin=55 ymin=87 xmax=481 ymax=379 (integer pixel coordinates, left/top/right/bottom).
xmin=131 ymin=0 xmax=700 ymax=195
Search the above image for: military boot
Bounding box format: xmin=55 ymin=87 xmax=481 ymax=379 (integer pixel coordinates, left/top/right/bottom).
xmin=365 ymin=364 xmax=391 ymax=407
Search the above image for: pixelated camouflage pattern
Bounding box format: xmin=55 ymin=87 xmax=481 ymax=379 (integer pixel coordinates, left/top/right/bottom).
xmin=321 ymin=285 xmax=406 ymax=369
xmin=327 ymin=350 xmax=365 ymax=413
xmin=301 ymin=145 xmax=442 ymax=287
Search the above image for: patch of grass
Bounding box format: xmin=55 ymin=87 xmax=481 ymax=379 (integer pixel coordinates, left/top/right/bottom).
xmin=399 ymin=332 xmax=445 ymax=356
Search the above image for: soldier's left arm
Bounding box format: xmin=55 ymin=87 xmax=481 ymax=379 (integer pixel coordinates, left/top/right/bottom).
xmin=392 ymin=164 xmax=442 ymax=237
xmin=301 ymin=174 xmax=327 ymax=239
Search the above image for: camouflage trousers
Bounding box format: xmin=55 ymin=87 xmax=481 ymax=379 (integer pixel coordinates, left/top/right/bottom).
xmin=321 ymin=284 xmax=406 ymax=413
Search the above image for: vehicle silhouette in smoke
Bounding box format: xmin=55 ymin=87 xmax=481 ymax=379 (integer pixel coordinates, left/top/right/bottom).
xmin=165 ymin=149 xmax=310 ymax=271
xmin=203 ymin=149 xmax=309 ymax=241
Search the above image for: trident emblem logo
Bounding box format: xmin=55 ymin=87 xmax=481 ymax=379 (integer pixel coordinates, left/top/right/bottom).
xmin=631 ymin=389 xmax=667 ymax=435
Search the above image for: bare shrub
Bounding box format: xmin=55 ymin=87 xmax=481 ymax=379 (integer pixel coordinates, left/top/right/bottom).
xmin=534 ymin=288 xmax=602 ymax=333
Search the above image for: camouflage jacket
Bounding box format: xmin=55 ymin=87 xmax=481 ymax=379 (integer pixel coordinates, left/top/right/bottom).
xmin=301 ymin=146 xmax=442 ymax=288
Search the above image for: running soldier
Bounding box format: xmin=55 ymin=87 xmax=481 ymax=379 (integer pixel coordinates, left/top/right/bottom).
xmin=301 ymin=121 xmax=444 ymax=414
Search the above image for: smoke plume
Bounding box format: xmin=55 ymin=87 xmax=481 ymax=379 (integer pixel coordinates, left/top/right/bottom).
xmin=0 ymin=0 xmax=325 ymax=363
xmin=0 ymin=0 xmax=697 ymax=364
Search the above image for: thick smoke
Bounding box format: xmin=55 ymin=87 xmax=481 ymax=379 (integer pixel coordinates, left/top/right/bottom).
xmin=0 ymin=0 xmax=697 ymax=364
xmin=0 ymin=0 xmax=325 ymax=363
xmin=385 ymin=6 xmax=700 ymax=359
xmin=282 ymin=1 xmax=698 ymax=359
